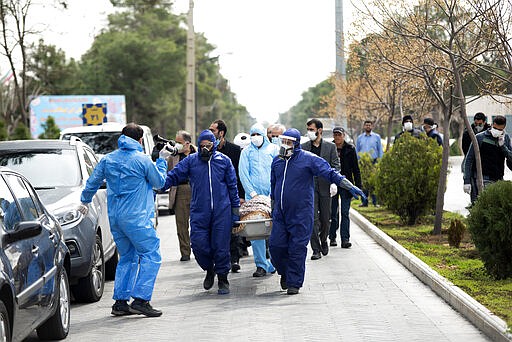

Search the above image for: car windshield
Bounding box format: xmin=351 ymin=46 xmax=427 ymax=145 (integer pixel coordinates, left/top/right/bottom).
xmin=0 ymin=149 xmax=81 ymax=188
xmin=62 ymin=132 xmax=121 ymax=155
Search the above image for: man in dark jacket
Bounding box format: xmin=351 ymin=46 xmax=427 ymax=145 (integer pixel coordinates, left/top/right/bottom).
xmin=395 ymin=115 xmax=421 ymax=141
xmin=329 ymin=127 xmax=362 ymax=248
xmin=422 ymin=117 xmax=443 ymax=146
xmin=209 ymin=119 xmax=246 ymax=272
xmin=463 ymin=115 xmax=512 ymax=204
xmin=462 ymin=112 xmax=490 ymax=155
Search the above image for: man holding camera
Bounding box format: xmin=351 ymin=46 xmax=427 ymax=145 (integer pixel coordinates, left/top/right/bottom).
xmin=161 ymin=129 xmax=240 ymax=295
xmin=81 ymin=123 xmax=170 ymax=317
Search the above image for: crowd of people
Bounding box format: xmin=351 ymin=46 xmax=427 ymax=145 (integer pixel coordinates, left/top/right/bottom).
xmin=79 ymin=112 xmax=512 ymax=318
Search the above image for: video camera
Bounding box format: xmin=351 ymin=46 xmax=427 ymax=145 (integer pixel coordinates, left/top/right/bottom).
xmin=153 ymin=134 xmax=176 ymax=151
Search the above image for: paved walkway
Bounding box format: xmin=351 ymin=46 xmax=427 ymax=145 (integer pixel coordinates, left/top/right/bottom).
xmin=43 ymin=214 xmax=491 ymax=342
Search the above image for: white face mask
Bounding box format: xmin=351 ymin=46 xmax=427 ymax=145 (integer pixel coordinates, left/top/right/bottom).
xmin=250 ymin=135 xmax=264 ymax=147
xmin=474 ymin=124 xmax=484 ymax=133
xmin=175 ymin=143 xmax=184 ymax=152
xmin=403 ymin=122 xmax=413 ymax=131
xmin=307 ymin=131 xmax=317 ymax=141
xmin=490 ymin=128 xmax=503 ymax=138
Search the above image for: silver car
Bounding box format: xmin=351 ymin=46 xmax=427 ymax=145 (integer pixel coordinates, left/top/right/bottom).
xmin=0 ymin=138 xmax=117 ymax=303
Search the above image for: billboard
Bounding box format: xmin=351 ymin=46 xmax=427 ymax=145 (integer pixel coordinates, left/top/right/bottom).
xmin=29 ymin=95 xmax=126 ymax=138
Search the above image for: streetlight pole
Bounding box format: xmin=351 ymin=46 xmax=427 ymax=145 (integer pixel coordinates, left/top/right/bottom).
xmin=335 ymin=0 xmax=347 ymax=129
xmin=185 ymin=0 xmax=196 ymax=142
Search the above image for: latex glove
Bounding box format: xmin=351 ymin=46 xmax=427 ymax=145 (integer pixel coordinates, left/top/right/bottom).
xmin=463 ymin=184 xmax=471 ymax=194
xmin=77 ymin=203 xmax=89 ymax=216
xmin=329 ymin=183 xmax=338 ymax=197
xmin=159 ymin=143 xmax=177 ymax=160
xmin=349 ymin=185 xmax=366 ymax=201
xmin=231 ymin=207 xmax=240 ymax=227
xmin=498 ymin=135 xmax=505 ymax=147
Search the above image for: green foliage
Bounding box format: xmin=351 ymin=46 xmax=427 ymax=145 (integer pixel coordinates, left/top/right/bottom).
xmin=10 ymin=122 xmax=31 ymax=140
xmin=467 ymin=181 xmax=512 ymax=279
xmin=448 ymin=218 xmax=466 ymax=248
xmin=375 ymin=132 xmax=442 ymax=225
xmin=449 ymin=140 xmax=461 ymax=156
xmin=358 ymin=152 xmax=378 ymax=193
xmin=0 ymin=121 xmax=8 ymax=141
xmin=38 ymin=116 xmax=60 ymax=139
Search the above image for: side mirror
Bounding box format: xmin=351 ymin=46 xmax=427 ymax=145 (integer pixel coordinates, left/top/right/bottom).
xmin=3 ymin=221 xmax=42 ymax=245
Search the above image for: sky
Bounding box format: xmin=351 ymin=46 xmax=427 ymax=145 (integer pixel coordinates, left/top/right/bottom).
xmin=24 ymin=0 xmax=356 ymax=125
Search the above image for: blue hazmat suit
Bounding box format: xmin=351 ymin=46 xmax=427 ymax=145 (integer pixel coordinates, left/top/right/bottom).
xmin=162 ymin=130 xmax=240 ymax=275
xmin=81 ymin=135 xmax=167 ymax=301
xmin=239 ymin=123 xmax=278 ymax=273
xmin=269 ymin=128 xmax=348 ymax=289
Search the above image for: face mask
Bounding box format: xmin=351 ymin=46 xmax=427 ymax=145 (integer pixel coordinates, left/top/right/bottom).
xmin=175 ymin=143 xmax=184 ymax=152
xmin=490 ymin=128 xmax=503 ymax=138
xmin=215 ymin=138 xmax=221 ymax=146
xmin=279 ymin=144 xmax=294 ymax=159
xmin=200 ymin=147 xmax=212 ymax=162
xmin=307 ymin=131 xmax=317 ymax=141
xmin=271 ymin=137 xmax=280 ymax=145
xmin=475 ymin=124 xmax=484 ymax=133
xmin=403 ymin=122 xmax=413 ymax=131
xmin=251 ymin=135 xmax=264 ymax=147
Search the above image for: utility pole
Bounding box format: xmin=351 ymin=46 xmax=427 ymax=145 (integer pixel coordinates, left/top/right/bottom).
xmin=335 ymin=0 xmax=347 ymax=129
xmin=185 ymin=0 xmax=196 ymax=142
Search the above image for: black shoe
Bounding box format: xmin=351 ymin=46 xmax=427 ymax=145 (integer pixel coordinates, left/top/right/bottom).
xmin=203 ymin=268 xmax=215 ymax=290
xmin=330 ymin=239 xmax=337 ymax=247
xmin=111 ymin=300 xmax=133 ymax=316
xmin=253 ymin=267 xmax=267 ymax=277
xmin=358 ymin=203 xmax=368 ymax=207
xmin=311 ymin=252 xmax=322 ymax=260
xmin=280 ymin=276 xmax=288 ymax=290
xmin=231 ymin=262 xmax=241 ymax=273
xmin=321 ymin=242 xmax=329 ymax=256
xmin=217 ymin=274 xmax=230 ymax=295
xmin=341 ymin=240 xmax=352 ymax=248
xmin=129 ymin=299 xmax=162 ymax=317
xmin=180 ymin=255 xmax=190 ymax=262
xmin=287 ymin=287 xmax=299 ymax=295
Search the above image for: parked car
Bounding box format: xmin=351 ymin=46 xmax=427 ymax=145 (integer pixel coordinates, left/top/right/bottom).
xmin=0 ymin=167 xmax=71 ymax=341
xmin=60 ymin=123 xmax=160 ymax=226
xmin=0 ymin=138 xmax=117 ymax=303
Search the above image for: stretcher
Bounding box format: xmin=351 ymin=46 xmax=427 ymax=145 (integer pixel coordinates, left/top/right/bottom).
xmin=233 ymin=211 xmax=272 ymax=241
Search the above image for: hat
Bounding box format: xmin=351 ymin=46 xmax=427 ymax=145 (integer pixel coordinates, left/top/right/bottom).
xmin=474 ymin=112 xmax=486 ymax=121
xmin=333 ymin=126 xmax=345 ymax=134
xmin=402 ymin=115 xmax=413 ymax=125
xmin=423 ymin=117 xmax=435 ymax=126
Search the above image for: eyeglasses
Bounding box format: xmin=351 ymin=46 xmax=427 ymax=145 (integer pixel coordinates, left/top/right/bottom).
xmin=200 ymin=142 xmax=213 ymax=149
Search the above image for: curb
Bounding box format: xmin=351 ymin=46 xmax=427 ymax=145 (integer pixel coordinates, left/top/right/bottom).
xmin=350 ymin=208 xmax=512 ymax=342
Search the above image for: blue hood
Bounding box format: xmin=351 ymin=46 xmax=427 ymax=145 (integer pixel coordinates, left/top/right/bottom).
xmin=118 ymin=134 xmax=143 ymax=152
xmin=197 ymin=129 xmax=217 ymax=151
xmin=282 ymin=128 xmax=302 ymax=151
xmin=249 ymin=123 xmax=270 ymax=146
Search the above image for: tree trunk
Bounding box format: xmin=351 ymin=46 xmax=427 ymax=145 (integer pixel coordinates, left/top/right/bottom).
xmin=433 ymin=107 xmax=450 ymax=234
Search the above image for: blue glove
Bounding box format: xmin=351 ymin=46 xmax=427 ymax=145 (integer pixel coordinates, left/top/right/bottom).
xmin=231 ymin=207 xmax=240 ymax=227
xmin=349 ymin=185 xmax=367 ymax=201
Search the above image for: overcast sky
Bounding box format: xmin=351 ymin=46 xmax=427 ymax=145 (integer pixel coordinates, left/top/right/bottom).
xmin=25 ymin=0 xmax=356 ymax=125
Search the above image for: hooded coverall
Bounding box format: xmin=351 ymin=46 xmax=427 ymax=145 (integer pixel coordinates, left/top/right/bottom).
xmin=162 ymin=130 xmax=240 ymax=275
xmin=269 ymin=128 xmax=347 ymax=289
xmin=239 ymin=123 xmax=279 ymax=273
xmin=81 ymin=135 xmax=167 ymax=301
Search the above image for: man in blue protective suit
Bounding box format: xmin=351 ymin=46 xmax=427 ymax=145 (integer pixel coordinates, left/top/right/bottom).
xmin=161 ymin=129 xmax=240 ymax=295
xmin=239 ymin=123 xmax=279 ymax=277
xmin=80 ymin=123 xmax=169 ymax=317
xmin=269 ymin=128 xmax=366 ymax=295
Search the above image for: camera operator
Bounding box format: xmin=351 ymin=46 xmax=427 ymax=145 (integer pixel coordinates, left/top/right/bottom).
xmin=80 ymin=123 xmax=170 ymax=317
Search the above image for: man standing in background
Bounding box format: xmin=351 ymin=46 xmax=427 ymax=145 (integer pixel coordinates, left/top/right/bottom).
xmin=356 ymin=120 xmax=383 ymax=207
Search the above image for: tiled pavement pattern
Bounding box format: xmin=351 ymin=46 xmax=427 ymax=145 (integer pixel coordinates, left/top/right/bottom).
xmin=28 ymin=213 xmax=491 ymax=342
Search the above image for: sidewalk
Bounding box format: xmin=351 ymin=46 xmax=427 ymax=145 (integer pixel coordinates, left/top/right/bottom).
xmin=59 ymin=214 xmax=492 ymax=342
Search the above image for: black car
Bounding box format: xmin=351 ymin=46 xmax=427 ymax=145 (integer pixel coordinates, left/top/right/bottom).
xmin=0 ymin=167 xmax=70 ymax=341
xmin=0 ymin=139 xmax=117 ymax=303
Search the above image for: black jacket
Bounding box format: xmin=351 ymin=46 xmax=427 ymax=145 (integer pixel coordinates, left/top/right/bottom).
xmin=462 ymin=123 xmax=491 ymax=155
xmin=333 ymin=141 xmax=362 ymax=189
xmin=217 ymin=140 xmax=245 ymax=199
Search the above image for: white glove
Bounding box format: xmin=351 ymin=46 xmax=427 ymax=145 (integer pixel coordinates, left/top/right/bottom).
xmin=249 ymin=191 xmax=258 ymax=198
xmin=159 ymin=143 xmax=176 ymax=159
xmin=498 ymin=135 xmax=505 ymax=147
xmin=463 ymin=184 xmax=471 ymax=194
xmin=78 ymin=203 xmax=89 ymax=216
xmin=330 ymin=183 xmax=338 ymax=197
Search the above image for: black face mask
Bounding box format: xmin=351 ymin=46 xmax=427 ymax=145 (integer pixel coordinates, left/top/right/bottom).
xmin=200 ymin=147 xmax=212 ymax=162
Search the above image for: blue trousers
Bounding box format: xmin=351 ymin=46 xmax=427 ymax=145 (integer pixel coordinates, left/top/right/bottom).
xmin=329 ymin=189 xmax=352 ymax=242
xmin=110 ymin=220 xmax=161 ymax=302
xmin=252 ymin=239 xmax=275 ymax=272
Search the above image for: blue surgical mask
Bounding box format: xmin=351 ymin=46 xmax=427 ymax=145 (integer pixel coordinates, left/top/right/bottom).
xmin=271 ymin=137 xmax=280 ymax=145
xmin=215 ymin=138 xmax=221 ymax=146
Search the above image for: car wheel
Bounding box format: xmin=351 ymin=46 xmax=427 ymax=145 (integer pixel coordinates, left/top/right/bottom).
xmin=37 ymin=268 xmax=70 ymax=340
xmin=105 ymin=247 xmax=119 ymax=281
xmin=72 ymin=234 xmax=105 ymax=302
xmin=0 ymin=300 xmax=10 ymax=342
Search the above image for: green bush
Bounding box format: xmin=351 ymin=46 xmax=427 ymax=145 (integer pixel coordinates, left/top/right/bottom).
xmin=358 ymin=152 xmax=378 ymax=193
xmin=38 ymin=116 xmax=61 ymax=139
xmin=449 ymin=140 xmax=461 ymax=156
xmin=467 ymin=181 xmax=512 ymax=279
xmin=10 ymin=122 xmax=31 ymax=140
xmin=448 ymin=218 xmax=466 ymax=248
xmin=375 ymin=133 xmax=442 ymax=225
